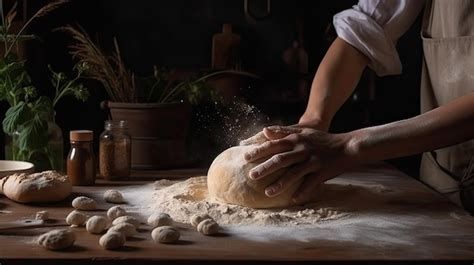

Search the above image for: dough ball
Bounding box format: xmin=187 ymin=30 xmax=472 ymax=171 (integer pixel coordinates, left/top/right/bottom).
xmin=86 ymin=215 xmax=109 ymax=234
xmin=151 ymin=226 xmax=180 ymax=244
xmin=190 ymin=213 xmax=212 ymax=227
xmin=112 ymin=215 xmax=140 ymax=228
xmin=197 ymin=219 xmax=219 ymax=235
xmin=72 ymin=196 xmax=97 ymax=210
xmin=107 ymin=205 xmax=127 ymax=220
xmin=37 ymin=229 xmax=75 ymax=250
xmin=99 ymin=232 xmax=125 ymax=250
xmin=36 ymin=210 xmax=49 ymax=221
xmin=103 ymin=190 xmax=124 ymax=204
xmin=147 ymin=213 xmax=173 ymax=228
xmin=108 ymin=223 xmax=136 ymax=238
xmin=207 ymin=145 xmax=309 ymax=208
xmin=0 ymin=171 xmax=71 ymax=203
xmin=66 ymin=210 xmax=88 ymax=227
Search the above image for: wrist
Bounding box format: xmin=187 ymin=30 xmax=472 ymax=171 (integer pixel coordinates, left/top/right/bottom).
xmin=298 ymin=114 xmax=330 ymax=131
xmin=341 ymin=128 xmax=370 ymax=164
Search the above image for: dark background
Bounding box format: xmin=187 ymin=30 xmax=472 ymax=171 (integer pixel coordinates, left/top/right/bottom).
xmin=0 ymin=0 xmax=423 ymax=176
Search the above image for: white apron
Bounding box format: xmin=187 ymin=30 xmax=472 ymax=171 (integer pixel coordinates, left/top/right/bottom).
xmin=419 ymin=0 xmax=474 ymax=212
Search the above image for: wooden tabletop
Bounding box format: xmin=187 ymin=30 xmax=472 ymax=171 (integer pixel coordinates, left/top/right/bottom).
xmin=1 ymin=163 xmax=474 ymax=264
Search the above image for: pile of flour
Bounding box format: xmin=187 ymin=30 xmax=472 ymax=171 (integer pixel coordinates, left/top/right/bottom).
xmin=122 ymin=175 xmax=396 ymax=227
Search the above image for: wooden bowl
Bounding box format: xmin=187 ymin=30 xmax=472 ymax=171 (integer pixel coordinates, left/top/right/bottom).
xmin=0 ymin=160 xmax=34 ymax=178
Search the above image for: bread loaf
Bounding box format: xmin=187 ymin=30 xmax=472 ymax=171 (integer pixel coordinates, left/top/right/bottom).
xmin=0 ymin=171 xmax=72 ymax=203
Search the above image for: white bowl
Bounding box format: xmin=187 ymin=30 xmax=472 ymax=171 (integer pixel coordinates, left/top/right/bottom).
xmin=0 ymin=160 xmax=35 ymax=178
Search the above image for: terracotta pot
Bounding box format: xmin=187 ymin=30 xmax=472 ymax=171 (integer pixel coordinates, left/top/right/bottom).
xmin=102 ymin=101 xmax=192 ymax=169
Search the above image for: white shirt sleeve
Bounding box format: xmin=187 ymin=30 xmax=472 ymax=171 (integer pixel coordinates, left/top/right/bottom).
xmin=333 ymin=0 xmax=426 ymax=76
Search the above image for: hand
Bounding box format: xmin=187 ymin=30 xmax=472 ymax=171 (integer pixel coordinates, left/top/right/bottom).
xmin=239 ymin=120 xmax=328 ymax=146
xmin=244 ymin=125 xmax=357 ymax=204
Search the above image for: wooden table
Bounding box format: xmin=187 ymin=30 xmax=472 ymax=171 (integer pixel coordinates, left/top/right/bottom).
xmin=1 ymin=164 xmax=474 ymax=265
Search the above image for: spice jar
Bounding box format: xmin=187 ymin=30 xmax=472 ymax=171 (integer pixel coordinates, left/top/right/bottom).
xmin=67 ymin=130 xmax=95 ymax=186
xmin=99 ymin=120 xmax=131 ymax=180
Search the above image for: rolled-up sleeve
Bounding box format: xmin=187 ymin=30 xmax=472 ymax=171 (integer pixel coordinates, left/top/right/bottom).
xmin=334 ymin=0 xmax=426 ymax=76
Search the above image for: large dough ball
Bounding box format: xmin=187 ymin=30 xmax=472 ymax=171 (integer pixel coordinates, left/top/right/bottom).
xmin=0 ymin=171 xmax=71 ymax=203
xmin=207 ymin=145 xmax=304 ymax=208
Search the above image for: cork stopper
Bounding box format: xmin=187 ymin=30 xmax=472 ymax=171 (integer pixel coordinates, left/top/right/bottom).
xmin=70 ymin=130 xmax=93 ymax=142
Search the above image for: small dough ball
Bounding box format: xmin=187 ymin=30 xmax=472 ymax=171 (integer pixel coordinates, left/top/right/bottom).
xmin=86 ymin=215 xmax=109 ymax=234
xmin=108 ymin=223 xmax=136 ymax=238
xmin=151 ymin=226 xmax=180 ymax=244
xmin=37 ymin=229 xmax=75 ymax=250
xmin=190 ymin=213 xmax=212 ymax=227
xmin=72 ymin=196 xmax=97 ymax=210
xmin=103 ymin=190 xmax=124 ymax=204
xmin=107 ymin=205 xmax=127 ymax=220
xmin=36 ymin=210 xmax=49 ymax=221
xmin=147 ymin=213 xmax=173 ymax=228
xmin=197 ymin=219 xmax=219 ymax=235
xmin=112 ymin=215 xmax=140 ymax=228
xmin=99 ymin=232 xmax=125 ymax=250
xmin=66 ymin=210 xmax=88 ymax=227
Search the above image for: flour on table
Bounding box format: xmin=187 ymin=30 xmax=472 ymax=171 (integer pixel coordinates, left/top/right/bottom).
xmin=114 ymin=170 xmax=474 ymax=248
xmin=121 ymin=176 xmax=402 ymax=227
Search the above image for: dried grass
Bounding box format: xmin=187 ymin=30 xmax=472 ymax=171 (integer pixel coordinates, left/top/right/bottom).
xmin=58 ymin=25 xmax=136 ymax=102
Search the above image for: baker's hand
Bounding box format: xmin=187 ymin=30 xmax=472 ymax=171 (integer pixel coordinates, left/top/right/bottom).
xmin=244 ymin=125 xmax=357 ymax=204
xmin=239 ymin=121 xmax=328 ymax=146
xmin=239 ymin=130 xmax=268 ymax=146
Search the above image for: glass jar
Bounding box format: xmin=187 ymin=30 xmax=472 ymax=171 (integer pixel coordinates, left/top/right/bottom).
xmin=4 ymin=113 xmax=63 ymax=172
xmin=67 ymin=130 xmax=95 ymax=186
xmin=99 ymin=120 xmax=131 ymax=180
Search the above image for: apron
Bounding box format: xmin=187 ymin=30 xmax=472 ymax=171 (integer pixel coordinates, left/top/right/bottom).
xmin=419 ymin=0 xmax=474 ymax=213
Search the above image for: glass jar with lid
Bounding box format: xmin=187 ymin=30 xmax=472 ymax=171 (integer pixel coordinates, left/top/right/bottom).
xmin=67 ymin=130 xmax=95 ymax=186
xmin=99 ymin=120 xmax=131 ymax=180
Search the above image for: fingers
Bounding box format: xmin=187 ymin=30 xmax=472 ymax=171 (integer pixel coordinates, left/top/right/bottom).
xmin=244 ymin=137 xmax=294 ymax=162
xmin=239 ymin=131 xmax=268 ymax=146
xmin=263 ymin=126 xmax=302 ymax=140
xmin=248 ymin=149 xmax=308 ymax=180
xmin=264 ymin=156 xmax=320 ymax=197
xmin=292 ymin=173 xmax=326 ymax=204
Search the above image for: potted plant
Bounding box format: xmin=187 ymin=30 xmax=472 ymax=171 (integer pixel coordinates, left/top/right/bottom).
xmin=60 ymin=26 xmax=257 ymax=169
xmin=0 ymin=0 xmax=90 ymax=171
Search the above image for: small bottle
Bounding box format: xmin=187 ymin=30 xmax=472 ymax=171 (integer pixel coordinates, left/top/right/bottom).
xmin=67 ymin=130 xmax=95 ymax=186
xmin=99 ymin=120 xmax=131 ymax=180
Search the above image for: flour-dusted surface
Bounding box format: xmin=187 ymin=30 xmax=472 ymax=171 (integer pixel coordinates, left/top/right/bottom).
xmin=121 ymin=166 xmax=474 ymax=248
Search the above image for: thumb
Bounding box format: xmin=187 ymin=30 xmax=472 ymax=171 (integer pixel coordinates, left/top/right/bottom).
xmin=263 ymin=125 xmax=302 ymax=140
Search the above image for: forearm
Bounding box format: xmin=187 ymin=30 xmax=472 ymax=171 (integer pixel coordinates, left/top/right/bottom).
xmin=347 ymin=92 xmax=474 ymax=162
xmin=300 ymin=37 xmax=369 ymax=130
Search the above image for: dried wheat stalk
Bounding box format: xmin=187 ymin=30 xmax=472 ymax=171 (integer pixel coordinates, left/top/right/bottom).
xmin=58 ymin=25 xmax=137 ymax=102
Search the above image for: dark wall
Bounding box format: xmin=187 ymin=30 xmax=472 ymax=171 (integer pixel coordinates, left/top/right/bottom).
xmin=2 ymin=0 xmax=423 ymax=174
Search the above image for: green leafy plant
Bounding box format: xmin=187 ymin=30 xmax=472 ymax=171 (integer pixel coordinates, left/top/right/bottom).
xmin=0 ymin=0 xmax=89 ymax=170
xmin=59 ymin=25 xmax=254 ymax=104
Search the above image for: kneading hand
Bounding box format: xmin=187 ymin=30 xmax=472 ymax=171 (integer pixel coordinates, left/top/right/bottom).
xmin=244 ymin=125 xmax=358 ymax=204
